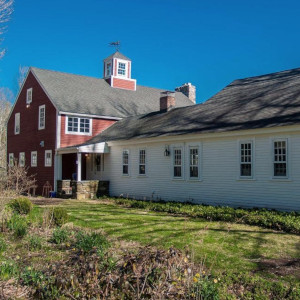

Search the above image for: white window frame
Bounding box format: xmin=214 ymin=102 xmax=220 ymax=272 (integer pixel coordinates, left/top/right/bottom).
xmin=65 ymin=116 xmax=92 ymax=136
xmin=116 ymin=59 xmax=128 ymax=78
xmin=9 ymin=153 xmax=14 ymax=167
xmin=138 ymin=149 xmax=146 ymax=176
xmin=173 ymin=146 xmax=183 ymax=179
xmin=14 ymin=113 xmax=20 ymax=135
xmin=106 ymin=62 xmax=112 ymax=77
xmin=38 ymin=105 xmax=46 ymax=130
xmin=31 ymin=151 xmax=37 ymax=167
xmin=239 ymin=140 xmax=253 ymax=179
xmin=19 ymin=152 xmax=25 ymax=167
xmin=188 ymin=146 xmax=200 ymax=180
xmin=45 ymin=150 xmax=52 ymax=167
xmin=26 ymin=88 xmax=32 ymax=104
xmin=272 ymin=138 xmax=288 ymax=179
xmin=122 ymin=149 xmax=129 ymax=175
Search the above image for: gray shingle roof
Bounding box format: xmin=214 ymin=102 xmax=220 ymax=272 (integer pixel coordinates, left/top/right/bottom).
xmin=31 ymin=67 xmax=193 ymax=118
xmin=104 ymin=51 xmax=131 ymax=61
xmin=82 ymin=67 xmax=300 ymax=144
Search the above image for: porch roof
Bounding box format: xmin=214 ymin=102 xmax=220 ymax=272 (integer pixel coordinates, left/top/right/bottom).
xmin=56 ymin=142 xmax=109 ymax=154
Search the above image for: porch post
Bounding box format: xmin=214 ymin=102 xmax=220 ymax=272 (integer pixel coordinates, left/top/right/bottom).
xmin=77 ymin=153 xmax=82 ymax=182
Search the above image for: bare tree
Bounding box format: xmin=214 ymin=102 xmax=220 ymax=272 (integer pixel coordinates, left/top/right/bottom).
xmin=17 ymin=65 xmax=29 ymax=88
xmin=0 ymin=0 xmax=14 ymax=58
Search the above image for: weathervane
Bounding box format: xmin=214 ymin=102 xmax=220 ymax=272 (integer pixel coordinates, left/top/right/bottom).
xmin=109 ymin=41 xmax=121 ymax=52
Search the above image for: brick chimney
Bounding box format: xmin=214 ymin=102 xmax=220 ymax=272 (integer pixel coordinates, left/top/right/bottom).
xmin=160 ymin=91 xmax=175 ymax=111
xmin=175 ymin=82 xmax=196 ymax=103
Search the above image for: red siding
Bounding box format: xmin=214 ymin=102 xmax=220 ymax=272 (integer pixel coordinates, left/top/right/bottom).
xmin=7 ymin=72 xmax=57 ymax=195
xmin=112 ymin=77 xmax=135 ymax=91
xmin=60 ymin=115 xmax=116 ymax=148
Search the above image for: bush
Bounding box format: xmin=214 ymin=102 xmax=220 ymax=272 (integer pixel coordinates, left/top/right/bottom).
xmin=113 ymin=198 xmax=300 ymax=234
xmin=52 ymin=207 xmax=69 ymax=227
xmin=28 ymin=235 xmax=42 ymax=250
xmin=51 ymin=228 xmax=69 ymax=244
xmin=74 ymin=231 xmax=109 ymax=254
xmin=0 ymin=236 xmax=7 ymax=253
xmin=0 ymin=260 xmax=18 ymax=280
xmin=9 ymin=197 xmax=33 ymax=215
xmin=7 ymin=213 xmax=28 ymax=238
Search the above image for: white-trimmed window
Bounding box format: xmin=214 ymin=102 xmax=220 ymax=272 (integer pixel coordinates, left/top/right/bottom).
xmin=106 ymin=62 xmax=112 ymax=76
xmin=240 ymin=142 xmax=253 ymax=177
xmin=15 ymin=113 xmax=20 ymax=135
xmin=189 ymin=147 xmax=199 ymax=179
xmin=9 ymin=153 xmax=14 ymax=167
xmin=118 ymin=62 xmax=126 ymax=76
xmin=66 ymin=116 xmax=91 ymax=135
xmin=31 ymin=151 xmax=37 ymax=167
xmin=173 ymin=148 xmax=183 ymax=178
xmin=122 ymin=150 xmax=129 ymax=175
xmin=26 ymin=88 xmax=32 ymax=104
xmin=45 ymin=150 xmax=52 ymax=167
xmin=38 ymin=105 xmax=45 ymax=130
xmin=19 ymin=152 xmax=25 ymax=167
xmin=273 ymin=139 xmax=287 ymax=177
xmin=139 ymin=149 xmax=146 ymax=175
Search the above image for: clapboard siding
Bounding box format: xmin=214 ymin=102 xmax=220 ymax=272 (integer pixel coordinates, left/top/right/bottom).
xmin=86 ymin=128 xmax=300 ymax=211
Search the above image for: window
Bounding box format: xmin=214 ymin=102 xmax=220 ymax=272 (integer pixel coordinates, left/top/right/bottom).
xmin=9 ymin=153 xmax=14 ymax=167
xmin=122 ymin=150 xmax=129 ymax=175
xmin=31 ymin=151 xmax=37 ymax=167
xmin=273 ymin=140 xmax=287 ymax=177
xmin=39 ymin=105 xmax=45 ymax=130
xmin=118 ymin=62 xmax=126 ymax=76
xmin=139 ymin=149 xmax=146 ymax=175
xmin=26 ymin=88 xmax=32 ymax=104
xmin=189 ymin=147 xmax=199 ymax=179
xmin=66 ymin=116 xmax=91 ymax=135
xmin=19 ymin=152 xmax=25 ymax=167
xmin=15 ymin=113 xmax=20 ymax=134
xmin=240 ymin=142 xmax=252 ymax=177
xmin=95 ymin=154 xmax=101 ymax=172
xmin=173 ymin=148 xmax=182 ymax=178
xmin=45 ymin=150 xmax=52 ymax=167
xmin=106 ymin=63 xmax=111 ymax=76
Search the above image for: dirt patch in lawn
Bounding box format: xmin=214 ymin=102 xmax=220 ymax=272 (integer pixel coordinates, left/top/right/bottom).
xmin=256 ymin=258 xmax=300 ymax=278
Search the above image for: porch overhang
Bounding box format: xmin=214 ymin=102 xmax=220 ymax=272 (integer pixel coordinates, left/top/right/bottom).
xmin=57 ymin=142 xmax=110 ymax=154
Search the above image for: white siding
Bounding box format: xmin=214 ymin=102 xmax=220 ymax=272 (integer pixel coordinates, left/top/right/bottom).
xmin=86 ymin=129 xmax=300 ymax=211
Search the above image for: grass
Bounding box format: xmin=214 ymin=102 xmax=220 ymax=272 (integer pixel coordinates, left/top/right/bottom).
xmin=60 ymin=199 xmax=300 ymax=278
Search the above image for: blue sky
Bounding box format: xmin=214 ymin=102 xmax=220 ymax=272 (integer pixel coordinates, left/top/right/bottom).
xmin=0 ymin=0 xmax=300 ymax=103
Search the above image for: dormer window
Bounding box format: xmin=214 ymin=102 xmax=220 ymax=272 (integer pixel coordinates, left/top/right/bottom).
xmin=106 ymin=63 xmax=112 ymax=77
xmin=118 ymin=62 xmax=126 ymax=76
xmin=26 ymin=88 xmax=32 ymax=104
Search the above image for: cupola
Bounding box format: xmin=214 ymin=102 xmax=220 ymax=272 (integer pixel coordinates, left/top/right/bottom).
xmin=103 ymin=51 xmax=136 ymax=91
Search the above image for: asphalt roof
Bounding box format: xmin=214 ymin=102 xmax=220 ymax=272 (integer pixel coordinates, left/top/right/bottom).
xmin=82 ymin=66 xmax=300 ymax=144
xmin=31 ymin=67 xmax=193 ymax=118
xmin=104 ymin=51 xmax=131 ymax=61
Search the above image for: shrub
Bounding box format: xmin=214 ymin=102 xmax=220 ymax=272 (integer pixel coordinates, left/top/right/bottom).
xmin=51 ymin=228 xmax=69 ymax=244
xmin=9 ymin=197 xmax=33 ymax=215
xmin=74 ymin=231 xmax=109 ymax=254
xmin=0 ymin=260 xmax=18 ymax=280
xmin=28 ymin=235 xmax=42 ymax=250
xmin=0 ymin=236 xmax=7 ymax=253
xmin=52 ymin=207 xmax=69 ymax=227
xmin=7 ymin=213 xmax=28 ymax=238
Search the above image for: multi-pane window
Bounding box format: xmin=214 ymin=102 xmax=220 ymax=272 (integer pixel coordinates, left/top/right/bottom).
xmin=240 ymin=142 xmax=252 ymax=177
xmin=118 ymin=62 xmax=126 ymax=76
xmin=67 ymin=117 xmax=91 ymax=134
xmin=189 ymin=147 xmax=199 ymax=178
xmin=106 ymin=63 xmax=111 ymax=76
xmin=139 ymin=149 xmax=146 ymax=175
xmin=9 ymin=153 xmax=14 ymax=167
xmin=45 ymin=150 xmax=52 ymax=167
xmin=174 ymin=148 xmax=182 ymax=178
xmin=39 ymin=105 xmax=45 ymax=130
xmin=273 ymin=140 xmax=287 ymax=177
xmin=19 ymin=152 xmax=25 ymax=167
xmin=26 ymin=88 xmax=32 ymax=104
xmin=15 ymin=113 xmax=20 ymax=134
xmin=31 ymin=151 xmax=37 ymax=167
xmin=122 ymin=150 xmax=129 ymax=175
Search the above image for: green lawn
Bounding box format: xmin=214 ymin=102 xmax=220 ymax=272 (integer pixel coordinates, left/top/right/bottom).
xmin=60 ymin=200 xmax=300 ymax=277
